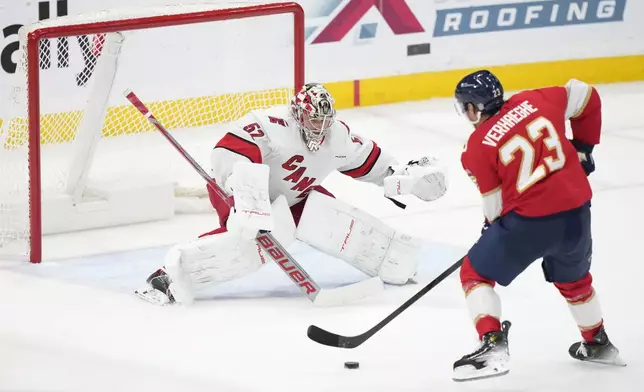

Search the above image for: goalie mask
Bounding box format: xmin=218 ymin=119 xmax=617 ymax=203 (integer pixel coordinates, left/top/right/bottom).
xmin=290 ymin=83 xmax=336 ymax=152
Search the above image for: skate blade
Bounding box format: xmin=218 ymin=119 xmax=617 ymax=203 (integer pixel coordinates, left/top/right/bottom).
xmin=134 ymin=287 xmax=172 ymax=305
xmin=612 ymin=354 xmax=627 ymax=367
xmin=579 ymin=354 xmax=627 ymax=367
xmin=453 ymin=369 xmax=509 ymax=382
xmin=453 ymin=361 xmax=510 ymax=383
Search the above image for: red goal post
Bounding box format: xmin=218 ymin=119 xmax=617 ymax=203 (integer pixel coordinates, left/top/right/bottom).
xmin=0 ymin=2 xmax=305 ymax=263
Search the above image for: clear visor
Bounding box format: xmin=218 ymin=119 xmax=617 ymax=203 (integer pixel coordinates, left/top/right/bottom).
xmin=453 ymin=99 xmax=467 ymax=117
xmin=454 ymin=99 xmax=482 ymax=125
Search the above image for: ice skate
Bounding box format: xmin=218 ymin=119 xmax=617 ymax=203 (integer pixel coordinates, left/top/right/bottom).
xmin=453 ymin=321 xmax=511 ymax=382
xmin=134 ymin=268 xmax=176 ymax=305
xmin=569 ymin=326 xmax=626 ymax=366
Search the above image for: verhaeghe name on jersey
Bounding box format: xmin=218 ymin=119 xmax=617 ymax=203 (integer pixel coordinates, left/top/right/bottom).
xmin=433 ymin=0 xmax=627 ymax=37
xmin=482 ymin=101 xmax=538 ymax=147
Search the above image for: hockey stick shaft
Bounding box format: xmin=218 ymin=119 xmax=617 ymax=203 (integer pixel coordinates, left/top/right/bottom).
xmin=385 ymin=196 xmax=406 ymax=209
xmin=123 ymin=89 xmax=323 ymax=302
xmin=307 ymin=256 xmax=464 ymax=348
xmin=124 ymin=90 xmax=229 ymax=203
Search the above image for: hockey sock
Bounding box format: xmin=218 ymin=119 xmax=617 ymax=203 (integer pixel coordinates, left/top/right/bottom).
xmin=474 ymin=315 xmax=502 ymax=340
xmin=461 ymin=256 xmax=502 ymax=340
xmin=554 ymin=273 xmax=604 ymax=342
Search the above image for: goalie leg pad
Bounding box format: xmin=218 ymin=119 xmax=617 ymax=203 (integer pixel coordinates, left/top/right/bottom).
xmin=296 ymin=190 xmax=421 ymax=285
xmin=163 ymin=231 xmax=265 ymax=304
xmin=268 ymin=194 xmax=296 ymax=248
xmin=378 ymin=231 xmax=423 ymax=285
xmin=162 ymin=195 xmax=295 ymax=304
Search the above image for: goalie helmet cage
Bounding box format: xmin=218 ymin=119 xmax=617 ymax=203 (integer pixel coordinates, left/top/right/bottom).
xmin=0 ymin=2 xmax=305 ymax=263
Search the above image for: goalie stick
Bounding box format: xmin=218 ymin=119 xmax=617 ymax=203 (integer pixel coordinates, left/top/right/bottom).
xmin=307 ymin=256 xmax=464 ymax=348
xmin=123 ymin=89 xmax=384 ymax=306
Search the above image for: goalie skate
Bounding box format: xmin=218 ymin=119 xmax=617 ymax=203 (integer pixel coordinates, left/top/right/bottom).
xmin=453 ymin=321 xmax=511 ymax=382
xmin=569 ymin=327 xmax=626 ymax=366
xmin=135 ymin=287 xmax=173 ymax=305
xmin=134 ymin=268 xmax=175 ymax=306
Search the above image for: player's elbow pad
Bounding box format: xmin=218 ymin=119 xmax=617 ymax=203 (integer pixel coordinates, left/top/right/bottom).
xmin=565 ymin=80 xmax=602 ymax=146
xmin=565 ymin=79 xmax=595 ymax=119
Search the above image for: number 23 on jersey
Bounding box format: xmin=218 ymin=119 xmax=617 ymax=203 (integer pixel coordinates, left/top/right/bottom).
xmin=499 ymin=116 xmax=566 ymax=193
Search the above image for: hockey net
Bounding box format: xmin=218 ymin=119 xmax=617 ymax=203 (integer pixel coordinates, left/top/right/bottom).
xmin=0 ymin=2 xmax=304 ymax=262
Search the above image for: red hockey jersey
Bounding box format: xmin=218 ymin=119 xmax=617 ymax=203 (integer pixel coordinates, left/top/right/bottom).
xmin=461 ymin=79 xmax=602 ymax=221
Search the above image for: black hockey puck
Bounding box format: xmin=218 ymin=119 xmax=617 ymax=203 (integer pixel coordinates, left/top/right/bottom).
xmin=344 ymin=361 xmax=359 ymax=369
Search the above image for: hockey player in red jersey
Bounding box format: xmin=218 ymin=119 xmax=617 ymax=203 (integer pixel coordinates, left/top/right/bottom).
xmin=452 ymin=70 xmax=624 ymax=381
xmin=135 ymin=83 xmax=448 ymax=305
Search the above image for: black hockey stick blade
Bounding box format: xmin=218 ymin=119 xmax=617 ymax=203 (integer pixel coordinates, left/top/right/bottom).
xmin=307 ymin=256 xmax=464 ymax=349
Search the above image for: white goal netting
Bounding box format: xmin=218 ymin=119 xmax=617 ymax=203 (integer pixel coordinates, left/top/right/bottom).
xmin=0 ymin=2 xmax=302 ymax=261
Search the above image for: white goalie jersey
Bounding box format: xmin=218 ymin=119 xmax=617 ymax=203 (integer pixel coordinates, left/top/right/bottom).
xmin=136 ymin=103 xmax=447 ymax=306
xmin=210 ymin=105 xmax=397 ymax=206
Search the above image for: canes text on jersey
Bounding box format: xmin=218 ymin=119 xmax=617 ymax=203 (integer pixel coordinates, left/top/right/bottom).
xmin=282 ymin=155 xmax=317 ymax=198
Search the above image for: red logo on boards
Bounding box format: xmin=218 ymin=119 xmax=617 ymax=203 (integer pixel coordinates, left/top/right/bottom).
xmin=312 ymin=0 xmax=425 ymax=44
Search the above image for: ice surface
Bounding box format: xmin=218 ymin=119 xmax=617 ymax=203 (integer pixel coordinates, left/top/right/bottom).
xmin=0 ymin=82 xmax=642 ymax=391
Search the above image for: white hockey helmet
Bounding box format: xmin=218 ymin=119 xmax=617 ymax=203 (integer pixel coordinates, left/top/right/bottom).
xmin=290 ymin=83 xmax=336 ymax=152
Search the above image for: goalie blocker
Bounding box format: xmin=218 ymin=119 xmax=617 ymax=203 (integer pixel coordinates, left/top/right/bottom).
xmin=138 ymin=189 xmax=423 ymax=305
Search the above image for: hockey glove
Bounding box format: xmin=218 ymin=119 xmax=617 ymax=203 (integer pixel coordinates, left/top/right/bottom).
xmin=225 ymin=161 xmax=273 ymax=239
xmin=570 ymin=139 xmax=595 ymax=176
xmin=383 ymin=157 xmax=447 ymax=202
xmin=481 ymin=219 xmax=490 ymax=234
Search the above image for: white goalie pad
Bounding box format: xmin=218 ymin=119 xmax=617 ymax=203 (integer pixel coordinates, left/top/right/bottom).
xmin=226 ymin=161 xmax=273 ymax=238
xmin=296 ymin=191 xmax=422 ymax=285
xmin=268 ymin=194 xmax=296 ymax=248
xmin=163 ymin=230 xmax=265 ymax=304
xmin=160 ymin=195 xmax=296 ymax=305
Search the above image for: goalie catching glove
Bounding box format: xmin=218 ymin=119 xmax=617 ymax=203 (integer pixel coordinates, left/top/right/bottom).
xmin=383 ymin=157 xmax=447 ymax=201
